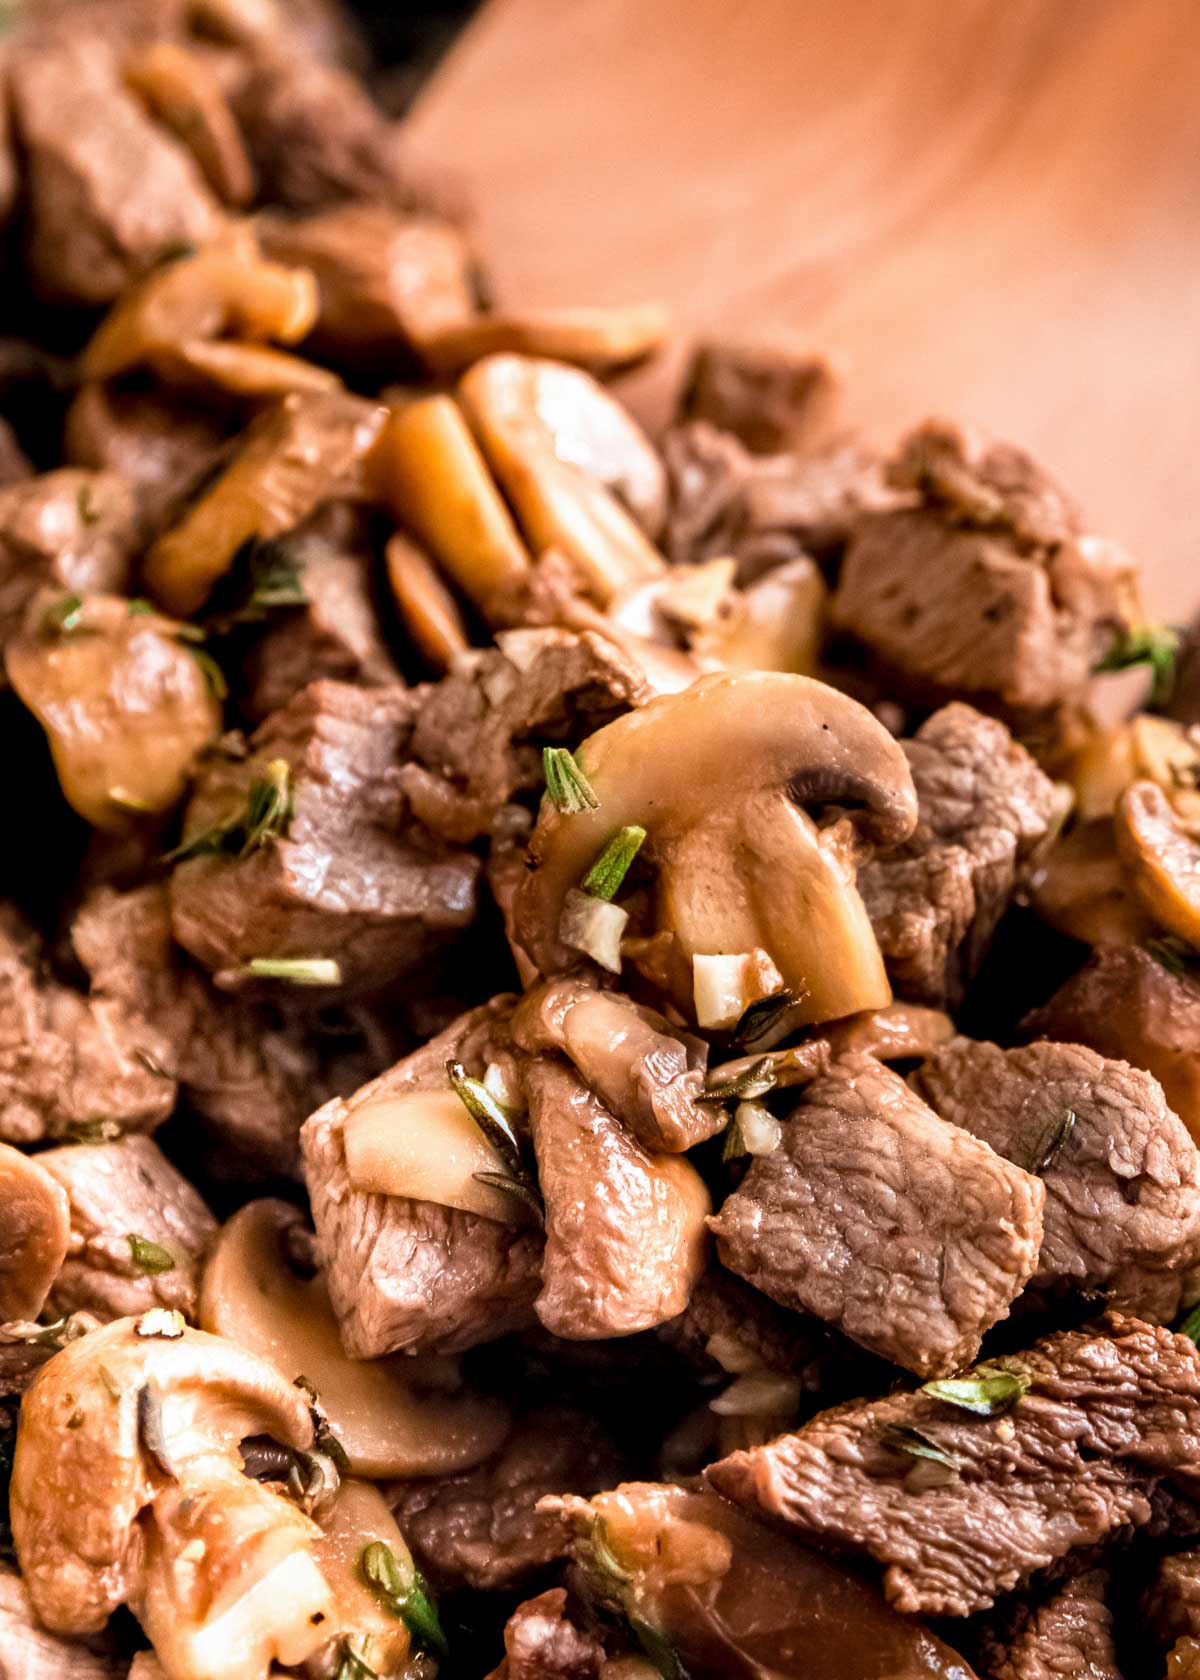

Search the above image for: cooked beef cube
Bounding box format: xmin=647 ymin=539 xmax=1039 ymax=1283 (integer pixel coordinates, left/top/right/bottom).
xmin=240 ymin=534 xmax=400 ymax=722
xmin=0 ymin=1564 xmax=126 ymax=1680
xmin=35 ymin=1135 xmax=215 ymax=1321
xmin=301 ymin=1000 xmax=542 ymax=1356
xmin=917 ymin=1038 xmax=1200 ymax=1323
xmin=709 ymin=1053 xmax=1044 ymax=1377
xmin=169 ymin=680 xmax=479 ymax=995
xmin=390 ymin=1406 xmax=625 ymax=1593
xmin=1022 ymin=944 xmax=1200 ymax=1150
xmin=0 ymin=421 xmax=30 ymax=490
xmin=0 ymin=1313 xmax=99 ymax=1398
xmin=500 ymin=1588 xmax=604 ymax=1680
xmin=525 ymin=1055 xmax=710 ymax=1340
xmin=1145 ymin=1549 xmax=1200 ymax=1673
xmin=0 ymin=905 xmax=175 ymax=1145
xmin=402 ymin=627 xmax=647 ymax=844
xmin=9 ymin=38 xmax=223 ymax=306
xmin=679 ymin=341 xmax=840 ymax=455
xmin=973 ymin=1567 xmax=1120 ymax=1680
xmin=228 ymin=51 xmax=422 ymax=214
xmin=511 ymin=980 xmax=717 ymax=1154
xmin=0 ymin=469 xmax=138 ymax=654
xmin=707 ymin=1314 xmax=1200 ymax=1617
xmin=832 ymin=419 xmax=1138 ymax=714
xmin=858 ymin=704 xmax=1057 ymax=1008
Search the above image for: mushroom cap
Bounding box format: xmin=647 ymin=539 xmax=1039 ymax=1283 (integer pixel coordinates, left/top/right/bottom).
xmin=0 ymin=1142 xmax=69 ymax=1322
xmin=12 ymin=1316 xmax=314 ymax=1635
xmin=1115 ymin=779 xmax=1200 ymax=945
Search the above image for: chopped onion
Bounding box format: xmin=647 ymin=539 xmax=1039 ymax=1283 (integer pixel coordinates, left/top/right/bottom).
xmin=483 ymin=1058 xmax=525 ymax=1114
xmin=692 ymin=950 xmax=784 ymax=1030
xmin=734 ymin=1099 xmax=782 ymax=1157
xmin=709 ymin=1371 xmax=803 ymax=1418
xmin=559 ymin=887 xmax=627 ymax=973
xmin=343 ymin=1090 xmax=517 ymax=1223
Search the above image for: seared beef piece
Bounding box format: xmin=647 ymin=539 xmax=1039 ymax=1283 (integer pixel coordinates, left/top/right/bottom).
xmin=169 ymin=680 xmax=479 ymax=995
xmin=63 ymin=385 xmax=228 ymax=546
xmin=707 ymin=1314 xmax=1200 ymax=1617
xmin=35 ymin=1136 xmax=215 ymax=1321
xmin=0 ymin=1314 xmax=100 ymax=1397
xmin=0 ymin=469 xmax=138 ymax=654
xmin=524 ymin=1055 xmax=709 ymax=1341
xmin=239 ymin=534 xmax=399 ymax=722
xmin=858 ymin=704 xmax=1056 ymax=1009
xmin=0 ymin=1564 xmax=126 ymax=1680
xmin=0 ymin=422 xmax=30 ymax=490
xmin=917 ymin=1038 xmax=1200 ymax=1323
xmin=1022 ymin=945 xmax=1200 ymax=1151
xmin=973 ymin=1568 xmax=1120 ymax=1680
xmin=403 ymin=628 xmax=648 ymax=845
xmin=663 ymin=417 xmax=892 ymax=575
xmin=710 ymin=1053 xmax=1044 ymax=1378
xmin=390 ymin=1406 xmax=626 ymax=1593
xmin=301 ymin=999 xmax=542 ymax=1357
xmin=228 ymin=50 xmax=422 ymax=214
xmin=832 ymin=419 xmax=1138 ymax=715
xmin=500 ymin=1588 xmax=604 ymax=1680
xmin=9 ymin=38 xmax=223 ymax=306
xmin=0 ymin=905 xmax=175 ymax=1146
xmin=511 ymin=980 xmax=717 ymax=1154
xmin=1145 ymin=1549 xmax=1200 ymax=1672
xmin=679 ymin=342 xmax=840 ymax=456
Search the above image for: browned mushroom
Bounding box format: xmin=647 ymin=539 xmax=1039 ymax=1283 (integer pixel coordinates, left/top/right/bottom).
xmin=309 ymin=1478 xmax=425 ymax=1676
xmin=514 ymin=670 xmax=918 ymax=1027
xmin=1115 ymin=779 xmax=1200 ymax=945
xmin=123 ymin=41 xmax=254 ymax=207
xmin=200 ymin=1200 xmax=510 ymax=1478
xmin=5 ymin=593 xmax=223 ymax=830
xmin=0 ymin=1143 xmax=69 ymax=1323
xmin=1071 ymin=714 xmax=1200 ymax=828
xmin=414 ymin=301 xmax=669 ymax=378
xmin=384 ymin=531 xmax=471 ymax=671
xmin=1028 ymin=818 xmax=1155 ymax=948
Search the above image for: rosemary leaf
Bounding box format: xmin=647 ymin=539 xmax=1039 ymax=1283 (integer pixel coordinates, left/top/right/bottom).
xmin=473 ymin=1170 xmax=545 ymax=1225
xmin=42 ymin=593 xmax=85 ymax=636
xmin=1147 ymin=935 xmax=1195 ymax=978
xmin=731 ymin=989 xmax=800 ymax=1049
xmin=543 ymin=746 xmax=600 ymax=815
xmin=878 ymin=1423 xmax=964 ymax=1473
xmin=921 ymin=1366 xmax=1031 ymax=1417
xmin=1029 ymin=1108 xmax=1077 ymax=1177
xmin=63 ymin=1118 xmax=122 ymax=1145
xmin=360 ymin=1541 xmax=449 ymax=1656
xmin=697 ymin=1056 xmax=777 ymax=1106
xmin=127 ymin=1235 xmax=175 ymax=1275
xmin=446 ymin=1059 xmax=524 ymax=1178
xmin=581 ymin=825 xmax=646 ymax=901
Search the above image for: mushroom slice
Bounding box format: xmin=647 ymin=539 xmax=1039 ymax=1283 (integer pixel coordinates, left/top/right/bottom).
xmin=514 ymin=671 xmax=918 ymax=1027
xmin=691 ymin=556 xmax=829 ymax=677
xmin=152 ymin=340 xmax=341 ymax=399
xmin=459 ymin=354 xmax=666 ymax=605
xmin=415 ymin=302 xmax=669 ymax=378
xmin=310 ymin=1479 xmax=427 ymax=1676
xmin=384 ymin=531 xmax=471 ymax=671
xmin=1072 ymin=715 xmax=1200 ymax=829
xmin=144 ymin=391 xmax=385 ymax=616
xmin=6 ymin=593 xmax=223 ymax=831
xmin=123 ymin=41 xmax=254 ymax=207
xmin=11 ymin=1316 xmax=324 ymax=1658
xmin=200 ymin=1200 xmax=509 ymax=1478
xmin=371 ymin=395 xmax=532 ymax=619
xmin=1029 ymin=818 xmax=1153 ymax=948
xmin=81 ymin=243 xmax=317 ymax=384
xmin=0 ymin=1143 xmax=69 ymax=1322
xmin=1116 ymin=779 xmax=1200 ymax=945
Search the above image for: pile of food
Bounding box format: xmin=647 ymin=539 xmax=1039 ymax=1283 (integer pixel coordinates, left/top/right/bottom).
xmin=2 ymin=1 xmax=1200 ymax=1676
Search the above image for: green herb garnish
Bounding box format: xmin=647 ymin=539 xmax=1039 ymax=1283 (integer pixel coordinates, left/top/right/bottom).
xmin=878 ymin=1424 xmax=964 ymax=1473
xmin=335 ymin=1640 xmax=378 ymax=1680
xmin=1093 ymin=623 xmax=1180 ymax=706
xmin=921 ymin=1365 xmax=1031 ymax=1417
xmin=42 ymin=593 xmax=85 ymax=636
xmin=64 ymin=1118 xmax=122 ymax=1145
xmin=1147 ymin=935 xmax=1196 ymax=978
xmin=204 ymin=536 xmax=308 ymax=630
xmin=1176 ymin=1303 xmax=1200 ymax=1345
xmin=447 ymin=1060 xmax=544 ymax=1222
xmin=237 ymin=957 xmax=341 ymax=987
xmin=472 ymin=1170 xmax=545 ymax=1226
xmin=183 ymin=641 xmax=228 ymax=700
xmin=360 ymin=1540 xmax=448 ymax=1656
xmin=127 ymin=1235 xmax=175 ymax=1275
xmin=698 ymin=1056 xmax=776 ymax=1106
xmin=166 ymin=758 xmax=294 ymax=863
xmin=126 ymin=599 xmax=157 ymax=617
xmin=1029 ymin=1109 xmax=1077 ymax=1177
xmin=543 ymin=746 xmax=600 ymax=815
xmin=581 ymin=825 xmax=646 ymax=900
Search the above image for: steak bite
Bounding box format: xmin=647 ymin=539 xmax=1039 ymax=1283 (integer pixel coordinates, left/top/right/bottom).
xmin=858 ymin=703 xmax=1058 ymax=1008
xmin=973 ymin=1567 xmax=1121 ymax=1680
xmin=169 ymin=680 xmax=479 ymax=996
xmin=832 ymin=418 xmax=1139 ymax=715
xmin=301 ymin=1000 xmax=542 ymax=1357
xmin=499 ymin=1588 xmax=604 ymax=1680
xmin=916 ymin=1038 xmax=1200 ymax=1323
xmin=679 ymin=340 xmax=841 ymax=456
xmin=0 ymin=469 xmax=138 ymax=655
xmin=707 ymin=1314 xmax=1200 ymax=1617
xmin=389 ymin=1405 xmax=626 ymax=1594
xmin=35 ymin=1135 xmax=215 ymax=1322
xmin=1144 ymin=1549 xmax=1200 ymax=1675
xmin=709 ymin=1053 xmax=1044 ymax=1378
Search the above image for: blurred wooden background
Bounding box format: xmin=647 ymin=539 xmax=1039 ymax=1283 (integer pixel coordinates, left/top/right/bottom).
xmin=407 ymin=0 xmax=1200 ymax=616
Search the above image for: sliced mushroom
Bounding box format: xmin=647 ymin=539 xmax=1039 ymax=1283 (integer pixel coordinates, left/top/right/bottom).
xmin=384 ymin=531 xmax=470 ymax=671
xmin=0 ymin=1143 xmax=69 ymax=1322
xmin=1029 ymin=818 xmax=1154 ymax=948
xmin=514 ymin=671 xmax=918 ymax=1027
xmin=144 ymin=391 xmax=386 ymax=616
xmin=6 ymin=593 xmax=222 ymax=830
xmin=691 ymin=556 xmax=829 ymax=677
xmin=200 ymin=1200 xmax=509 ymax=1478
xmin=414 ymin=301 xmax=669 ymax=378
xmin=12 ymin=1317 xmax=331 ymax=1677
xmin=309 ymin=1479 xmax=421 ymax=1676
xmin=152 ymin=340 xmax=340 ymax=399
xmin=459 ymin=354 xmax=666 ymax=605
xmin=371 ymin=395 xmax=532 ymax=620
xmin=123 ymin=41 xmax=255 ymax=207
xmin=1071 ymin=714 xmax=1200 ymax=829
xmin=1116 ymin=779 xmax=1200 ymax=945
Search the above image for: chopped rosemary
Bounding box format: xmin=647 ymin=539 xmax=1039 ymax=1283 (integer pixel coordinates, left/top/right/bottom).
xmin=238 ymin=956 xmax=341 ymax=987
xmin=921 ymin=1366 xmax=1031 ymax=1417
xmin=721 ymin=1115 xmax=747 ymax=1162
xmin=588 ymin=1516 xmax=634 ymax=1584
xmin=360 ymin=1540 xmax=448 ymax=1657
xmin=1029 ymin=1109 xmax=1077 ymax=1177
xmin=628 ymin=1614 xmax=687 ymax=1680
xmin=472 ymin=1170 xmax=545 ymax=1226
xmin=137 ymin=1380 xmax=176 ymax=1478
xmin=42 ymin=593 xmax=85 ymax=636
xmin=446 ymin=1059 xmax=524 ymax=1179
xmin=63 ymin=1118 xmax=122 ymax=1145
xmin=1176 ymin=1303 xmax=1200 ymax=1345
xmin=878 ymin=1423 xmax=965 ymax=1473
xmin=581 ymin=825 xmax=646 ymax=900
xmin=167 ymin=758 xmax=294 ymax=863
xmin=697 ymin=1056 xmax=776 ymax=1106
xmin=126 ymin=599 xmax=157 ymax=617
xmin=335 ymin=1640 xmax=378 ymax=1680
xmin=731 ymin=989 xmax=800 ymax=1048
xmin=1093 ymin=622 xmax=1180 ymax=706
xmin=543 ymin=746 xmax=600 ymax=815
xmin=1147 ymin=935 xmax=1196 ymax=978
xmin=127 ymin=1235 xmax=175 ymax=1275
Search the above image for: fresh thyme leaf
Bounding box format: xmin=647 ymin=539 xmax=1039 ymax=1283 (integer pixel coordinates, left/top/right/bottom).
xmin=543 ymin=746 xmax=600 ymax=815
xmin=446 ymin=1059 xmax=524 ymax=1178
xmin=473 ymin=1170 xmax=545 ymax=1225
xmin=1093 ymin=622 xmax=1180 ymax=706
xmin=721 ymin=1115 xmax=747 ymax=1162
xmin=628 ymin=1614 xmax=688 ymax=1680
xmin=698 ymin=1056 xmax=777 ymax=1106
xmin=359 ymin=1540 xmax=449 ymax=1656
xmin=1029 ymin=1109 xmax=1077 ymax=1177
xmin=878 ymin=1424 xmax=965 ymax=1473
xmin=127 ymin=1234 xmax=175 ymax=1275
xmin=1147 ymin=935 xmax=1195 ymax=978
xmin=921 ymin=1366 xmax=1031 ymax=1417
xmin=731 ymin=989 xmax=799 ymax=1049
xmin=1176 ymin=1303 xmax=1200 ymax=1345
xmin=237 ymin=956 xmax=341 ymax=987
xmin=42 ymin=593 xmax=85 ymax=636
xmin=581 ymin=825 xmax=646 ymax=900
xmin=64 ymin=1118 xmax=122 ymax=1145
xmin=137 ymin=1381 xmax=176 ymax=1478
